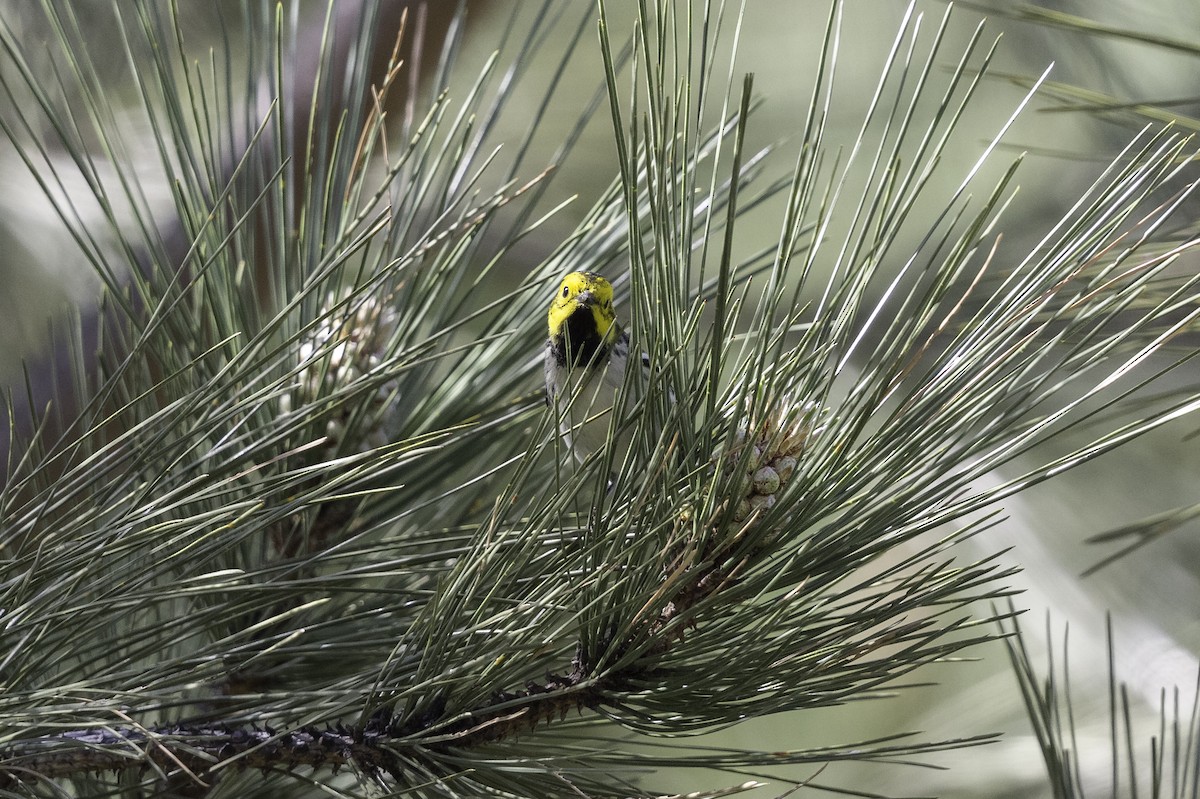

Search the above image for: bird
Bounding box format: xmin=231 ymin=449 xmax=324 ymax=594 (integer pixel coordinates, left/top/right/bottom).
xmin=544 ymin=271 xmax=632 ymax=463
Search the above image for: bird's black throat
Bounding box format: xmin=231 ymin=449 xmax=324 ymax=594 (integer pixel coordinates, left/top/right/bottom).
xmin=554 ymin=306 xmax=608 ymax=369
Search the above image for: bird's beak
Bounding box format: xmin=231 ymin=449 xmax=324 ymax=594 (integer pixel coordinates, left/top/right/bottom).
xmin=575 ymin=290 xmax=597 ymax=307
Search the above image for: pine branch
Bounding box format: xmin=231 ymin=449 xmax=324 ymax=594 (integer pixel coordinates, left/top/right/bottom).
xmin=1 ymin=723 xmax=401 ymax=787
xmin=3 ymin=2 xmax=1200 ymax=797
xmin=0 ymin=427 xmax=998 ymax=786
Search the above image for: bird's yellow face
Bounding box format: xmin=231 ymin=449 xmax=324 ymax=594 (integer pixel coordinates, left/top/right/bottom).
xmin=547 ymin=271 xmax=617 ymax=343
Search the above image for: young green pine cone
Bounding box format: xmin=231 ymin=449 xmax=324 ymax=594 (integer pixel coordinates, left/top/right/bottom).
xmin=281 ymin=289 xmax=399 ymax=454
xmin=727 ymin=398 xmax=823 ymax=523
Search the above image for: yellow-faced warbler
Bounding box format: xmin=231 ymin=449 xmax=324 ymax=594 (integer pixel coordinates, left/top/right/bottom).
xmin=544 ymin=271 xmax=633 ymax=463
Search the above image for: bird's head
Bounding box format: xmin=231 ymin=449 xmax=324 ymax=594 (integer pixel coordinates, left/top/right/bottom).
xmin=547 ymin=271 xmax=617 ymax=343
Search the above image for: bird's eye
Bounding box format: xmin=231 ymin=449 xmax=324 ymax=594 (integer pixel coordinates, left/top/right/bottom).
xmin=562 ymin=286 xmax=570 ymax=298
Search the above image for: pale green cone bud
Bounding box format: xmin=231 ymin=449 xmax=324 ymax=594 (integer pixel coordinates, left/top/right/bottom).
xmin=290 ymin=290 xmax=399 ymax=453
xmin=726 ymin=398 xmax=824 ymax=523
